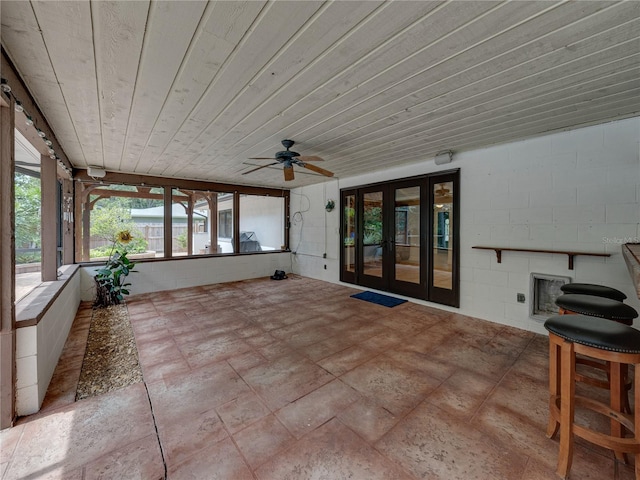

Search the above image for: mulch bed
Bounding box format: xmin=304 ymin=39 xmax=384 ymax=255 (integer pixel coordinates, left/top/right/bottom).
xmin=75 ymin=304 xmax=143 ymax=401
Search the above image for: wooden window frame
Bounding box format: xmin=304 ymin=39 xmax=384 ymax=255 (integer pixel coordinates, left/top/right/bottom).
xmin=74 ymin=170 xmax=290 ymax=263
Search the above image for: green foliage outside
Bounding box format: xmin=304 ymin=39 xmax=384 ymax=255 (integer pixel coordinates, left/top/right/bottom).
xmin=89 ymin=203 xmax=147 ymax=258
xmin=343 ymin=207 xmax=356 ymax=246
xmin=363 ymin=206 xmax=382 ymax=245
xmin=176 ymin=231 xmax=188 ymax=249
xmin=15 ymin=172 xmax=41 ymax=264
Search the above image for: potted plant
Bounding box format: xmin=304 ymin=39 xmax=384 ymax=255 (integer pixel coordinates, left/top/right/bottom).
xmin=94 ymin=230 xmax=137 ymax=308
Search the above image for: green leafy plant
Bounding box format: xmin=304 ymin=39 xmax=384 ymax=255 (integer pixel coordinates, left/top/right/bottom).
xmin=93 ymin=230 xmax=137 ymax=308
xmin=176 ymin=231 xmax=188 ymax=249
xmin=363 ymin=230 xmax=382 ymax=245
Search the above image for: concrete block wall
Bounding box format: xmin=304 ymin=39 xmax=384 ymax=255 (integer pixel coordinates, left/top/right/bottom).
xmin=291 ymin=116 xmax=640 ymax=334
xmin=289 ymin=182 xmax=341 ymax=283
xmin=15 ymin=270 xmax=81 ymax=415
xmin=80 ymin=252 xmax=292 ymax=301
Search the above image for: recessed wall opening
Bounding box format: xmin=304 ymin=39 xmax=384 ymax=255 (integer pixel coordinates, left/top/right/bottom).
xmin=529 ymin=273 xmax=571 ymax=321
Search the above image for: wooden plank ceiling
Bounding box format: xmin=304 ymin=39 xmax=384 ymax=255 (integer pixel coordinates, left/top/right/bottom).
xmin=1 ymin=1 xmax=639 ymax=188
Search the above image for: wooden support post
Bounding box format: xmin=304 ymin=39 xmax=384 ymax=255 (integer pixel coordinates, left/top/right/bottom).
xmin=41 ymin=154 xmax=57 ymax=281
xmin=82 ymin=195 xmax=91 ymax=262
xmin=164 ymin=187 xmax=172 ymax=257
xmin=209 ymin=193 xmax=218 ymax=253
xmin=74 ymin=182 xmax=84 ymax=263
xmin=284 ymin=193 xmax=290 ymax=251
xmin=233 ymin=191 xmax=240 ymax=254
xmin=187 ymin=197 xmax=193 ymax=256
xmin=0 ymin=96 xmax=16 ymax=429
xmin=62 ymin=179 xmax=74 ymax=265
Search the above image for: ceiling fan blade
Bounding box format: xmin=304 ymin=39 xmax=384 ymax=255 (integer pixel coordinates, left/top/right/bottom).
xmin=283 ymin=165 xmax=295 ymax=181
xmin=300 ymin=162 xmax=334 ymax=177
xmin=296 ymin=155 xmax=323 ymax=162
xmin=243 ymin=163 xmax=278 ymax=175
xmin=248 ymin=157 xmax=277 ymax=160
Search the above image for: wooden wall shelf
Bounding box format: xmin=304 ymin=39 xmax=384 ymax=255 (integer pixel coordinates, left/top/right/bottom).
xmin=472 ymin=246 xmax=610 ymax=270
xmin=622 ymin=244 xmax=640 ymax=298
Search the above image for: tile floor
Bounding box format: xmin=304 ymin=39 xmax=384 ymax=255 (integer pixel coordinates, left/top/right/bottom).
xmin=1 ymin=276 xmax=635 ymax=479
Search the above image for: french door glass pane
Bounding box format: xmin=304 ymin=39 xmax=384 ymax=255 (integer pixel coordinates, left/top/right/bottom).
xmin=433 ymin=181 xmax=453 ymax=289
xmin=363 ymin=191 xmax=383 ymax=278
xmin=395 ymin=187 xmax=420 ymax=284
xmin=343 ymin=194 xmax=356 ymax=273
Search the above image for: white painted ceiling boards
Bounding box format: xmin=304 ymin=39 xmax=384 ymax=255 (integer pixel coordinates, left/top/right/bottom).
xmin=1 ymin=1 xmax=639 ymax=187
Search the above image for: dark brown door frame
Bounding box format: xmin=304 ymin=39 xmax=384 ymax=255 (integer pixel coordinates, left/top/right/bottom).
xmin=340 ymin=169 xmax=459 ymax=307
xmin=357 ymin=184 xmax=388 ymax=292
xmin=387 ymin=178 xmax=428 ymax=300
xmin=340 ymin=190 xmax=357 ymax=285
xmin=428 ymin=171 xmax=460 ymax=307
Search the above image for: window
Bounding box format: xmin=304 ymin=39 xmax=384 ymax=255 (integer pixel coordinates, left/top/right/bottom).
xmin=77 ymin=183 xmax=163 ymax=262
xmin=219 ymin=209 xmax=232 ymax=238
xmin=14 ymin=130 xmax=42 ymax=301
xmin=76 ymin=173 xmax=289 ymax=260
xmin=239 ymin=194 xmax=285 ymax=252
xmin=171 ymin=189 xmax=226 ymax=256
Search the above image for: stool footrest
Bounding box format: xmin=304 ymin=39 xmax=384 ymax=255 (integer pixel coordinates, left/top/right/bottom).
xmin=549 ymin=395 xmax=635 ymax=432
xmin=574 ymin=423 xmax=640 ymax=454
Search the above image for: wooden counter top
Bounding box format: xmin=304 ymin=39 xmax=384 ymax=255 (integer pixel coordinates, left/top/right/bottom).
xmin=622 ymin=244 xmax=640 ymax=299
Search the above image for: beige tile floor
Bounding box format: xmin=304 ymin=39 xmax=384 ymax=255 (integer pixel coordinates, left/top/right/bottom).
xmin=1 ymin=276 xmax=635 ymax=479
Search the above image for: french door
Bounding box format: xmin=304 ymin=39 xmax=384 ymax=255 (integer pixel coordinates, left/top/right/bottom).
xmin=340 ymin=170 xmax=458 ymax=307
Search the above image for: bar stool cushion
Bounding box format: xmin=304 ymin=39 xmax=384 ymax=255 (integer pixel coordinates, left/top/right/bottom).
xmin=545 ymin=314 xmax=640 ymax=354
xmin=560 ymin=283 xmax=627 ymax=302
xmin=555 ymin=294 xmax=638 ymax=324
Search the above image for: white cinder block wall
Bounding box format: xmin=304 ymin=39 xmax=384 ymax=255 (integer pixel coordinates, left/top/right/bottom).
xmin=291 ymin=117 xmax=640 ymax=334
xmin=16 ymin=270 xmax=81 ymax=415
xmin=290 ymin=182 xmax=341 ymax=282
xmin=80 ymin=252 xmax=292 ymax=301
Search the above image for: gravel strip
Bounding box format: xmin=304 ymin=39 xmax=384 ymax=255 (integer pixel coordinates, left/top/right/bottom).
xmin=75 ymin=304 xmax=143 ymax=401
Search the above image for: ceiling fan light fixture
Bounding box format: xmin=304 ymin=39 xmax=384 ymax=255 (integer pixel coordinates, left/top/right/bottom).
xmin=434 ymin=150 xmax=453 ymax=165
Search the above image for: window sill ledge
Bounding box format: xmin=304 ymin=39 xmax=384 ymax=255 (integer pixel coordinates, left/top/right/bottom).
xmin=15 ymin=264 xmax=80 ymax=327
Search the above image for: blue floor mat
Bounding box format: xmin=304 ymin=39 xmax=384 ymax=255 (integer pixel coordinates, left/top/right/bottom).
xmin=350 ymin=291 xmax=407 ymax=308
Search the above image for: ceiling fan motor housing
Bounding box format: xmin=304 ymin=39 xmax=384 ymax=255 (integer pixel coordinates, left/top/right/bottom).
xmin=275 ymin=150 xmax=300 ymax=160
xmin=276 ymin=139 xmax=299 ymax=161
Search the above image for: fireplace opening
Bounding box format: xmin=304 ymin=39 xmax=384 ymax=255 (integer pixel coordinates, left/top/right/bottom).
xmin=530 ymin=273 xmax=571 ymax=321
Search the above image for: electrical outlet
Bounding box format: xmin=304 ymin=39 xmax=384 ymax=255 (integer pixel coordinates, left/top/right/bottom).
xmin=517 ymin=293 xmax=525 ymax=303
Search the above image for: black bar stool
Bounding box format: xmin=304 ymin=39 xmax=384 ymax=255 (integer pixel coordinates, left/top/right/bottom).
xmin=555 ymin=293 xmax=638 ymax=413
xmin=544 ymin=314 xmax=640 ymax=479
xmin=560 ymin=283 xmax=627 ymax=302
xmin=555 ymin=294 xmax=637 ymax=325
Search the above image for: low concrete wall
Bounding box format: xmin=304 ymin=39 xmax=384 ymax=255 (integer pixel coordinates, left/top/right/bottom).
xmin=15 ymin=265 xmax=81 ymax=416
xmin=81 ymin=252 xmax=292 ymax=301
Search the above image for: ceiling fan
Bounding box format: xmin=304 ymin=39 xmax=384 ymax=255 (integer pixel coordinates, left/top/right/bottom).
xmin=244 ymin=139 xmax=334 ymax=181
